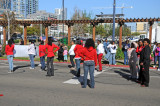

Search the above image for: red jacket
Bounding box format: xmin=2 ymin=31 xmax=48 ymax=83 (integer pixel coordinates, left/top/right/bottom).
xmin=80 ymin=47 xmax=97 ymax=66
xmin=45 ymin=43 xmax=60 ymax=57
xmin=74 ymin=44 xmax=84 ymax=58
xmin=39 ymin=45 xmax=46 ymax=57
xmin=5 ymin=44 xmax=14 ymax=55
xmin=136 ymin=46 xmax=144 ymax=57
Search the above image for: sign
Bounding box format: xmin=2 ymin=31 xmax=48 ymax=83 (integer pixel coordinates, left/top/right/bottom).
xmin=14 ymin=45 xmax=39 ymax=57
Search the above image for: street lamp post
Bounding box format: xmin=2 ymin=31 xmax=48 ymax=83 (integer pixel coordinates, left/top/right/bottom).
xmin=112 ymin=0 xmax=116 ymax=41
xmin=62 ymin=0 xmax=64 ymax=38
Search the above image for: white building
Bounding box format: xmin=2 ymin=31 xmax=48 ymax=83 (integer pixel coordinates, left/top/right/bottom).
xmin=55 ymin=8 xmax=67 ymax=20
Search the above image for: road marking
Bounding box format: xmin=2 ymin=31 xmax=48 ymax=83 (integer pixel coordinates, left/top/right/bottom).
xmin=63 ymin=70 xmax=106 ymax=85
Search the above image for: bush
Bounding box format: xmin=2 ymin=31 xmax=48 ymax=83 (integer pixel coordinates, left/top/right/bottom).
xmin=1 ymin=44 xmax=6 ymax=56
xmin=116 ymin=47 xmax=124 ymax=60
xmin=14 ymin=40 xmax=19 ymax=43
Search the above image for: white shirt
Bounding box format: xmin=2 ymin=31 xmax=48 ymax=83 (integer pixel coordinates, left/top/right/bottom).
xmin=152 ymin=45 xmax=157 ymax=52
xmin=97 ymin=43 xmax=104 ymax=54
xmin=107 ymin=44 xmax=117 ymax=54
xmin=28 ymin=44 xmax=36 ymax=55
xmin=69 ymin=44 xmax=76 ymax=55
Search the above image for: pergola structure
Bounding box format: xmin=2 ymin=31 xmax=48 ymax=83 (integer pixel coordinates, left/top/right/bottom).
xmin=0 ymin=18 xmax=160 ymax=48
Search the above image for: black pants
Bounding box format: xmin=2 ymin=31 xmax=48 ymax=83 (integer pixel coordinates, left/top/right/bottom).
xmin=138 ymin=66 xmax=142 ymax=81
xmin=47 ymin=57 xmax=54 ymax=76
xmin=142 ymin=65 xmax=150 ymax=86
xmin=70 ymin=55 xmax=75 ymax=67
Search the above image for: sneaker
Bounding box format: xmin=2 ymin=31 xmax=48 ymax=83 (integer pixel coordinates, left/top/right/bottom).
xmin=153 ymin=65 xmax=156 ymax=68
xmin=38 ymin=64 xmax=41 ymax=67
xmin=8 ymin=71 xmax=13 ymax=73
xmin=157 ymin=69 xmax=160 ymax=71
xmin=30 ymin=67 xmax=35 ymax=69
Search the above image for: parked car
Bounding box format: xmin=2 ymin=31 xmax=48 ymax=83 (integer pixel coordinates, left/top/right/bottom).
xmin=11 ymin=34 xmax=22 ymax=40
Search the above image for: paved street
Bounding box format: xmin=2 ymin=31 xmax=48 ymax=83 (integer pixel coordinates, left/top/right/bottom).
xmin=0 ymin=60 xmax=160 ymax=106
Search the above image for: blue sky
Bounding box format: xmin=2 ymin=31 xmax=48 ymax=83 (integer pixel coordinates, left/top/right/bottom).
xmin=39 ymin=0 xmax=160 ymax=19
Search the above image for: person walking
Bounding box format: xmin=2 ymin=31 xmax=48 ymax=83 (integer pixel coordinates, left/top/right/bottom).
xmin=128 ymin=42 xmax=138 ymax=80
xmin=45 ymin=38 xmax=59 ymax=77
xmin=63 ymin=46 xmax=68 ymax=62
xmin=69 ymin=41 xmax=76 ymax=69
xmin=153 ymin=42 xmax=157 ymax=68
xmin=97 ymin=40 xmax=104 ymax=72
xmin=139 ymin=38 xmax=151 ymax=87
xmin=81 ymin=39 xmax=97 ymax=88
xmin=122 ymin=40 xmax=130 ymax=65
xmin=103 ymin=38 xmax=110 ymax=61
xmin=74 ymin=40 xmax=84 ymax=77
xmin=107 ymin=41 xmax=117 ymax=65
xmin=28 ymin=41 xmax=36 ymax=69
xmin=39 ymin=40 xmax=46 ymax=71
xmin=5 ymin=39 xmax=14 ymax=73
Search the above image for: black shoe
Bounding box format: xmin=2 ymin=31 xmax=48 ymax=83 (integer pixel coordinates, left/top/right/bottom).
xmin=76 ymin=75 xmax=80 ymax=77
xmin=97 ymin=70 xmax=102 ymax=72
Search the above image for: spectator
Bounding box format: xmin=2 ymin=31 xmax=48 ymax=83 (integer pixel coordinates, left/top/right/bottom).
xmin=81 ymin=39 xmax=97 ymax=88
xmin=122 ymin=40 xmax=130 ymax=65
xmin=103 ymin=38 xmax=110 ymax=61
xmin=107 ymin=41 xmax=117 ymax=65
xmin=28 ymin=41 xmax=36 ymax=69
xmin=155 ymin=43 xmax=160 ymax=71
xmin=128 ymin=42 xmax=138 ymax=79
xmin=152 ymin=42 xmax=157 ymax=68
xmin=45 ymin=37 xmax=59 ymax=76
xmin=39 ymin=40 xmax=46 ymax=71
xmin=74 ymin=40 xmax=84 ymax=77
xmin=97 ymin=40 xmax=104 ymax=72
xmin=69 ymin=41 xmax=76 ymax=69
xmin=58 ymin=44 xmax=64 ymax=62
xmin=5 ymin=39 xmax=14 ymax=73
xmin=63 ymin=46 xmax=68 ymax=62
xmin=139 ymin=38 xmax=151 ymax=87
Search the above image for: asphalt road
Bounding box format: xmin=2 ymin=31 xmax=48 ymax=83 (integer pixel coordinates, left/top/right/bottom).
xmin=0 ymin=60 xmax=160 ymax=106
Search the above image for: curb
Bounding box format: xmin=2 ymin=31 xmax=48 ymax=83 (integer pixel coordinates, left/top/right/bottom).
xmin=0 ymin=59 xmax=156 ymax=70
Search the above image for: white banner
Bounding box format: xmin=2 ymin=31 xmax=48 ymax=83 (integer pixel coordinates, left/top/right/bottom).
xmin=14 ymin=45 xmax=39 ymax=57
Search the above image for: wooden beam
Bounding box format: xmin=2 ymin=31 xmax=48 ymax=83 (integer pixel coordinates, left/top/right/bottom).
xmin=93 ymin=24 xmax=96 ymax=42
xmin=45 ymin=25 xmax=48 ymax=44
xmin=24 ymin=25 xmax=27 ymax=45
xmin=149 ymin=21 xmax=154 ymax=43
xmin=68 ymin=25 xmax=71 ymax=46
xmin=3 ymin=26 xmax=6 ymax=45
xmin=119 ymin=23 xmax=123 ymax=48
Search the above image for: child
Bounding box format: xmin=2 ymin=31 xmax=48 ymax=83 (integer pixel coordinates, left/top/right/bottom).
xmin=63 ymin=46 xmax=68 ymax=62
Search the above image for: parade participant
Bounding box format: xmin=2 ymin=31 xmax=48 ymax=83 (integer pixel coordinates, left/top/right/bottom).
xmin=103 ymin=38 xmax=110 ymax=61
xmin=74 ymin=40 xmax=84 ymax=77
xmin=107 ymin=41 xmax=117 ymax=65
xmin=63 ymin=46 xmax=68 ymax=62
xmin=128 ymin=42 xmax=138 ymax=79
xmin=139 ymin=38 xmax=151 ymax=87
xmin=81 ymin=39 xmax=97 ymax=88
xmin=39 ymin=40 xmax=46 ymax=71
xmin=155 ymin=43 xmax=160 ymax=71
xmin=97 ymin=40 xmax=104 ymax=72
xmin=45 ymin=37 xmax=59 ymax=77
xmin=28 ymin=41 xmax=36 ymax=69
xmin=69 ymin=40 xmax=76 ymax=69
xmin=122 ymin=40 xmax=130 ymax=65
xmin=5 ymin=39 xmax=14 ymax=73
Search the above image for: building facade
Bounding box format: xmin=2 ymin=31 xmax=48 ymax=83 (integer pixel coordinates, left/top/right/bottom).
xmin=12 ymin=0 xmax=39 ymax=19
xmin=55 ymin=8 xmax=67 ymax=20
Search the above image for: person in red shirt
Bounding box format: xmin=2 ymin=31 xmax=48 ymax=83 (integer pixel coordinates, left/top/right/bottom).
xmin=45 ymin=37 xmax=59 ymax=77
xmin=39 ymin=40 xmax=46 ymax=71
xmin=74 ymin=40 xmax=84 ymax=77
xmin=5 ymin=39 xmax=14 ymax=73
xmin=80 ymin=39 xmax=97 ymax=88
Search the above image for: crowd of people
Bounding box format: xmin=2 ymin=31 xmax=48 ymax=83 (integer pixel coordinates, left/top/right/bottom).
xmin=4 ymin=37 xmax=156 ymax=88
